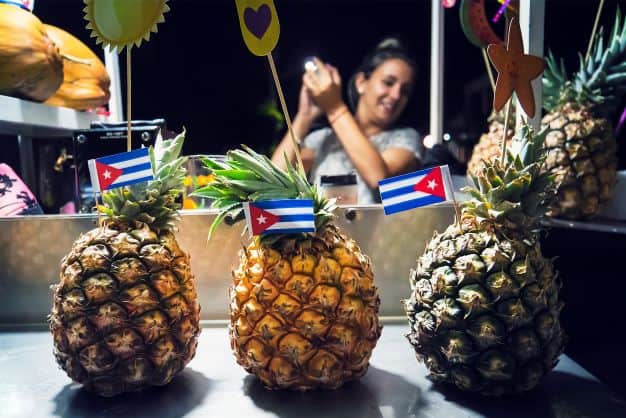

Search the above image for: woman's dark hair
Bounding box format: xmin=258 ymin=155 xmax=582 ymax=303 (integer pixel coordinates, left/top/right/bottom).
xmin=347 ymin=37 xmax=418 ymax=112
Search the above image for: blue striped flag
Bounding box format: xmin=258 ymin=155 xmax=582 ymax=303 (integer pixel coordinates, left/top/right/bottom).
xmin=88 ymin=148 xmax=154 ymax=192
xmin=0 ymin=1 xmax=33 ymax=12
xmin=243 ymin=199 xmax=316 ymax=235
xmin=378 ymin=165 xmax=453 ymax=215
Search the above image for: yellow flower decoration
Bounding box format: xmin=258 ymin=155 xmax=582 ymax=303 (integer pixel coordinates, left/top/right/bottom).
xmin=83 ymin=0 xmax=170 ymax=51
xmin=196 ymin=174 xmax=215 ymax=187
xmin=183 ymin=197 xmax=198 ymax=210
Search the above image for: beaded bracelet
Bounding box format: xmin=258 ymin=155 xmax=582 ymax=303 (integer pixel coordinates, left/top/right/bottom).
xmin=328 ymin=107 xmax=350 ymax=125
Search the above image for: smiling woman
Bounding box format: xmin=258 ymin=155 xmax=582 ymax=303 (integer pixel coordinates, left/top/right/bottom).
xmin=271 ymin=38 xmax=422 ymax=204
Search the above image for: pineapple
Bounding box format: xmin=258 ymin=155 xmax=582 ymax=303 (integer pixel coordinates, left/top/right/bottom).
xmin=49 ymin=132 xmax=201 ymax=397
xmin=405 ymin=126 xmax=566 ymax=396
xmin=196 ymin=146 xmax=381 ymax=390
xmin=541 ymin=10 xmax=626 ymax=219
xmin=467 ymin=110 xmax=515 ymax=177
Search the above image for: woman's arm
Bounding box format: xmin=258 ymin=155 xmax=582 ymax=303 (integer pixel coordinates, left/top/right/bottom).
xmin=271 ymin=85 xmax=320 ymax=172
xmin=270 ymin=114 xmax=316 ymax=172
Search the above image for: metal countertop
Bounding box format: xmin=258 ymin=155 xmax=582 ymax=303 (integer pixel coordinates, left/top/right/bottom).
xmin=1 ymin=324 xmax=625 ymax=418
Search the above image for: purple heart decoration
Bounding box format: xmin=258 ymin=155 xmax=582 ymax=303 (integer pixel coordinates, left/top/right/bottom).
xmin=244 ymin=4 xmax=272 ymax=39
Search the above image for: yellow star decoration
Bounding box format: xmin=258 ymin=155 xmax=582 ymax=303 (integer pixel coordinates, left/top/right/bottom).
xmin=83 ymin=0 xmax=170 ymax=52
xmin=487 ymin=17 xmax=545 ymax=118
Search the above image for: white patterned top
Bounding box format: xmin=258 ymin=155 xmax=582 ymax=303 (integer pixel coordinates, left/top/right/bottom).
xmin=303 ymin=127 xmax=422 ymax=204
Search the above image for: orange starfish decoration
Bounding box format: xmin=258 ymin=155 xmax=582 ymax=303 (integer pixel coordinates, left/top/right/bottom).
xmin=487 ymin=17 xmax=545 ymax=118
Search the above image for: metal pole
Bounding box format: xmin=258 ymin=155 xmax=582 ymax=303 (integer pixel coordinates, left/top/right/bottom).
xmin=430 ymin=0 xmax=444 ymax=145
xmin=518 ymin=0 xmax=545 ymax=131
xmin=16 ymin=135 xmax=35 ymax=191
xmin=104 ymin=48 xmax=123 ymax=123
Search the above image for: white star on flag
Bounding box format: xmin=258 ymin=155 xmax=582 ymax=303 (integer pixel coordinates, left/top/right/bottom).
xmin=256 ymin=214 xmax=267 ymax=224
xmin=427 ymin=179 xmax=437 ymax=190
xmin=103 ymin=170 xmax=111 ymax=179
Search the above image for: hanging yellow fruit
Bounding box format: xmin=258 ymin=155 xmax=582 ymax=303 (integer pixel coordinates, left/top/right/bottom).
xmin=83 ymin=0 xmax=170 ymax=51
xmin=43 ymin=24 xmax=110 ymax=110
xmin=0 ymin=3 xmax=63 ymax=102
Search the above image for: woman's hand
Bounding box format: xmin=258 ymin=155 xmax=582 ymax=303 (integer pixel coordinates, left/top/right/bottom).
xmin=296 ymin=83 xmax=323 ymax=124
xmin=302 ymin=57 xmax=345 ymax=115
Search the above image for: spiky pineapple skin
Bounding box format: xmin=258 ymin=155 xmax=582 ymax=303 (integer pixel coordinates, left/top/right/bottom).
xmin=542 ymin=105 xmax=618 ymax=220
xmin=405 ymin=218 xmax=565 ymax=396
xmin=229 ymin=224 xmax=381 ymax=390
xmin=49 ymin=221 xmax=201 ymax=397
xmin=467 ymin=119 xmax=514 ymax=177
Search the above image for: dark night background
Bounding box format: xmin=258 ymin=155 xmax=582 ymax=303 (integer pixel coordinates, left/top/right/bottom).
xmin=3 ymin=0 xmax=626 ymax=399
xmin=7 ymin=0 xmax=623 ymax=157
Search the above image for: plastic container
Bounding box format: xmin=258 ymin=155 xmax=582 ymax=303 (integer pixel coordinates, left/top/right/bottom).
xmin=183 ymin=155 xmax=225 ymax=209
xmin=320 ymin=173 xmax=358 ymax=204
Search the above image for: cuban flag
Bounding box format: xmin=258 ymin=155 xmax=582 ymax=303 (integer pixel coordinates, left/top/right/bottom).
xmin=0 ymin=0 xmax=34 ymax=12
xmin=242 ymin=199 xmax=316 ymax=236
xmin=87 ymin=148 xmax=154 ymax=193
xmin=378 ymin=165 xmax=453 ymax=215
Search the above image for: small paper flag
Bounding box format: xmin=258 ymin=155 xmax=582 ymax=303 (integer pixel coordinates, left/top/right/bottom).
xmin=378 ymin=165 xmax=454 ymax=215
xmin=234 ymin=0 xmax=280 ymax=56
xmin=1 ymin=0 xmax=34 ymax=11
xmin=88 ymin=148 xmax=154 ymax=193
xmin=242 ymin=199 xmax=315 ymax=235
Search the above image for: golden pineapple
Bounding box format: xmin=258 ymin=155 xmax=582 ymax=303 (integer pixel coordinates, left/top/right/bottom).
xmin=197 ymin=146 xmax=381 ymax=390
xmin=49 ymin=132 xmax=201 ymax=397
xmin=541 ymin=10 xmax=625 ymax=219
xmin=406 ymin=126 xmax=566 ymax=395
xmin=467 ymin=111 xmax=514 ymax=177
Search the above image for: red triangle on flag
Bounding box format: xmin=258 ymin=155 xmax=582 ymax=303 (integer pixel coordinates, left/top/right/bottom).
xmin=413 ymin=166 xmax=446 ymax=199
xmin=95 ymin=161 xmax=123 ymax=191
xmin=248 ymin=204 xmax=280 ymax=235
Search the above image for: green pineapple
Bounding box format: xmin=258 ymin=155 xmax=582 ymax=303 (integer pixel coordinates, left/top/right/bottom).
xmin=195 ymin=146 xmax=381 ymax=390
xmin=49 ymin=132 xmax=201 ymax=397
xmin=542 ymin=9 xmax=626 ymax=219
xmin=405 ymin=126 xmax=566 ymax=395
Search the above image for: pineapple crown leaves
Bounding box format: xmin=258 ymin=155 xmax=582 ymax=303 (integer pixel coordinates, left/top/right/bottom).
xmin=543 ymin=8 xmax=626 ymax=115
xmin=463 ymin=125 xmax=555 ymax=234
xmin=98 ymin=129 xmax=188 ymax=231
xmin=194 ymin=145 xmax=335 ymax=242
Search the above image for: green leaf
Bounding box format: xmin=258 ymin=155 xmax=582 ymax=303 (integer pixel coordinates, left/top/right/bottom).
xmin=208 ymin=202 xmax=241 ymax=240
xmin=263 ymin=155 xmax=292 ymax=187
xmin=249 ymin=189 xmax=297 ymax=201
xmin=220 ymin=179 xmax=276 ymax=192
xmin=228 ymin=149 xmax=282 ymax=185
xmin=201 ymin=156 xmax=229 ymax=171
xmin=212 ymin=169 xmax=259 ymax=181
xmin=284 ymin=154 xmax=312 ymax=197
xmin=120 ymin=200 xmax=141 ymax=217
xmin=192 ymin=186 xmax=225 ymax=199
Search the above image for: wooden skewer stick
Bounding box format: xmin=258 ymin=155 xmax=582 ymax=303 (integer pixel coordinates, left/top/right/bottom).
xmin=443 ymin=167 xmax=462 ymax=227
xmin=482 ymin=48 xmax=496 ymax=93
xmin=93 ymin=191 xmax=101 ymax=226
xmin=501 ymin=99 xmax=513 ymax=160
xmin=126 ymin=47 xmax=133 ymax=153
xmin=585 ymin=0 xmax=605 ymax=62
xmin=266 ymin=53 xmax=306 ymax=177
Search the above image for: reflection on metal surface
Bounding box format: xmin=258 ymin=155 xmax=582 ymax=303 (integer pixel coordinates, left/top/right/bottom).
xmin=0 ymin=326 xmax=624 ymax=418
xmin=543 ymin=217 xmax=626 ymax=235
xmin=0 ymin=205 xmax=455 ymax=323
